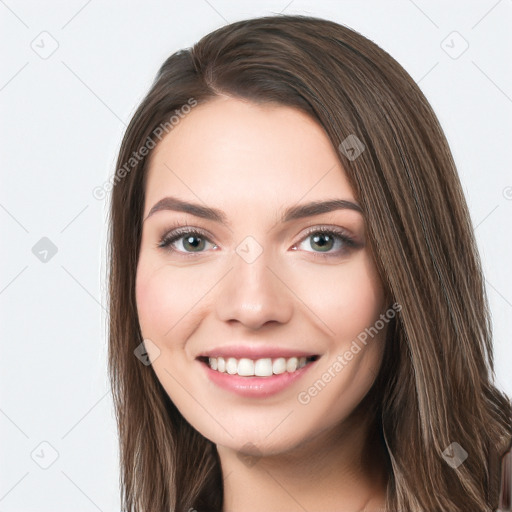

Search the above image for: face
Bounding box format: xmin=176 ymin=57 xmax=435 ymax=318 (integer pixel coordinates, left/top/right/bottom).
xmin=136 ymin=96 xmax=389 ymax=456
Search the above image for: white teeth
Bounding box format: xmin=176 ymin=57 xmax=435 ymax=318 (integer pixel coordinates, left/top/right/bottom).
xmin=226 ymin=357 xmax=238 ymax=375
xmin=206 ymin=355 xmax=310 ymax=376
xmin=254 ymin=358 xmax=273 ymax=377
xmin=237 ymin=358 xmax=254 ymax=376
xmin=286 ymin=357 xmax=298 ymax=372
xmin=272 ymin=357 xmax=287 ymax=375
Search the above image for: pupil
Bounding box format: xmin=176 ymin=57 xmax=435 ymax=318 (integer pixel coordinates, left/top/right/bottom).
xmin=184 ymin=236 xmax=204 ymax=251
xmin=312 ymin=234 xmax=333 ymax=252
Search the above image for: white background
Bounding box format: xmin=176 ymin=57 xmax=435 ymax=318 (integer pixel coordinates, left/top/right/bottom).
xmin=1 ymin=1 xmax=511 ymax=510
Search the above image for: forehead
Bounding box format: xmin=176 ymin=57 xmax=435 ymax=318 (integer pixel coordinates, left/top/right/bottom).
xmin=144 ymin=96 xmax=356 ymax=217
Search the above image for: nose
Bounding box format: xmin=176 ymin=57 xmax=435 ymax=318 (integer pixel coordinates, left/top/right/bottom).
xmin=215 ymin=246 xmax=294 ymax=330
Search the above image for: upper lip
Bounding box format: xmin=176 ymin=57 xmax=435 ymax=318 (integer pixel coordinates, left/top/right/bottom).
xmin=197 ymin=345 xmax=319 ymax=360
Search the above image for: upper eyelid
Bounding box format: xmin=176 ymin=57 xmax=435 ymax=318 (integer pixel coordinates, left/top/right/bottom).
xmin=160 ymin=223 xmax=351 ymax=238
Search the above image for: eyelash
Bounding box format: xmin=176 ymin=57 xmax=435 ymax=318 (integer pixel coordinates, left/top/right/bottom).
xmin=156 ymin=224 xmax=358 ymax=259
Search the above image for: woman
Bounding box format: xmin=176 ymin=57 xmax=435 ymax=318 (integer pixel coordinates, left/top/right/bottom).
xmin=107 ymin=14 xmax=512 ymax=512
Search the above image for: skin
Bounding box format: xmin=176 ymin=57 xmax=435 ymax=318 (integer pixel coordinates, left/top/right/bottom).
xmin=136 ymin=96 xmax=389 ymax=511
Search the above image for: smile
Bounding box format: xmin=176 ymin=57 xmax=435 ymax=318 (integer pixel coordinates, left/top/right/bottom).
xmin=204 ymin=355 xmax=318 ymax=377
xmin=197 ymin=353 xmax=320 ymax=398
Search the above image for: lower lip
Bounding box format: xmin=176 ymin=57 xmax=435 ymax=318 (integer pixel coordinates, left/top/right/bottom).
xmin=199 ymin=359 xmax=318 ymax=398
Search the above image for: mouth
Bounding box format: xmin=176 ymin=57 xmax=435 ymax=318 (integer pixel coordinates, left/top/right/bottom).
xmin=197 ymin=354 xmax=320 ymax=377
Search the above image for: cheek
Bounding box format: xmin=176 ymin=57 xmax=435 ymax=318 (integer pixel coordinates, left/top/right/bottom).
xmin=135 ymin=262 xmax=169 ymax=339
xmin=291 ymin=256 xmax=387 ymax=431
xmin=293 ymin=253 xmax=386 ymax=343
xmin=135 ymin=258 xmax=188 ymax=343
xmin=135 ymin=255 xmax=217 ymax=354
xmin=337 ymin=261 xmax=385 ymax=339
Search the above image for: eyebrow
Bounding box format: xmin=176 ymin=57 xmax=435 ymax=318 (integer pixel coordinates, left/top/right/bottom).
xmin=143 ymin=196 xmax=363 ymax=225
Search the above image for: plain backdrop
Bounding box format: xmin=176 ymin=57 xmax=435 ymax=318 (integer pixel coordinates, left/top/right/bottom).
xmin=1 ymin=1 xmax=511 ymax=510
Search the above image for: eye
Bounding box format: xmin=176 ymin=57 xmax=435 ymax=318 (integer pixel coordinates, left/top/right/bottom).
xmin=156 ymin=224 xmax=359 ymax=258
xmin=294 ymin=226 xmax=358 ymax=257
xmin=157 ymin=228 xmax=217 ymax=254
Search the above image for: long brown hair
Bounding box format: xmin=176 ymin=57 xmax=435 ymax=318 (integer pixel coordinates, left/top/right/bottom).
xmin=107 ymin=14 xmax=512 ymax=511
